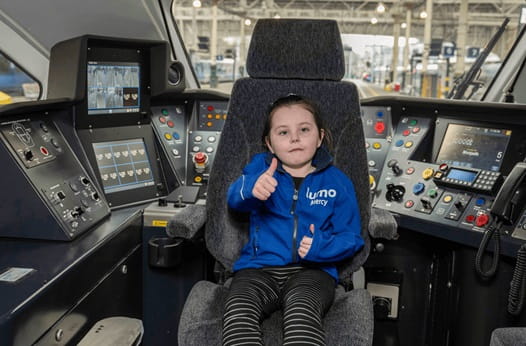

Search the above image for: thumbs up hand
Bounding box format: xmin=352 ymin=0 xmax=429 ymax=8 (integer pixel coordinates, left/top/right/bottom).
xmin=298 ymin=224 xmax=315 ymax=259
xmin=252 ymin=158 xmax=278 ymax=201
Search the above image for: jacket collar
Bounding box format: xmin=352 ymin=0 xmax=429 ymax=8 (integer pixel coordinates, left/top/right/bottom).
xmin=264 ymin=146 xmax=333 ymax=174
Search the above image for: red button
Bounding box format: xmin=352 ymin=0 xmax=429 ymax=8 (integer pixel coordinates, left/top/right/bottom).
xmin=40 ymin=146 xmax=49 ymax=156
xmin=403 ymin=129 xmax=410 ymax=136
xmin=405 ymin=200 xmax=414 ymax=208
xmin=207 ymin=105 xmax=214 ymax=111
xmin=159 ymin=116 xmax=166 ymax=124
xmin=439 ymin=163 xmax=448 ymax=171
xmin=194 ymin=152 xmax=207 ymax=163
xmin=167 ymin=121 xmax=174 ymax=128
xmin=475 ymin=213 xmax=490 ymax=227
xmin=465 ymin=215 xmax=475 ymax=223
xmin=412 ymin=127 xmax=420 ymax=133
xmin=374 ymin=121 xmax=385 ymax=134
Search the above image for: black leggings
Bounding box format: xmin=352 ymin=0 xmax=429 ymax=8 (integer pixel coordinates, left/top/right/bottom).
xmin=222 ymin=266 xmax=335 ymax=346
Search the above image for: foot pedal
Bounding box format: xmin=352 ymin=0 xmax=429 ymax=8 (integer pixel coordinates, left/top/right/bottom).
xmin=77 ymin=317 xmax=143 ymax=346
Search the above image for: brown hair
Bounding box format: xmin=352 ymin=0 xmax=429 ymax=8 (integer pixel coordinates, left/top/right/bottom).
xmin=262 ymin=94 xmax=333 ymax=150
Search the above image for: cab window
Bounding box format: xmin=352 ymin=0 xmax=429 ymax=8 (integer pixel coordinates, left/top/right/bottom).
xmin=0 ymin=52 xmax=41 ymax=105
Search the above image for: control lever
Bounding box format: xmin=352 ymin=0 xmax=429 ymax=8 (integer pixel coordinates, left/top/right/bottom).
xmin=385 ymin=183 xmax=405 ymax=202
xmin=420 ymin=198 xmax=432 ymax=210
xmin=387 ymin=159 xmax=402 ymax=176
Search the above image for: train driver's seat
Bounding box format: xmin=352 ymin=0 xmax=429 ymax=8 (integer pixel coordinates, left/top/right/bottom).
xmin=177 ymin=18 xmax=374 ymax=345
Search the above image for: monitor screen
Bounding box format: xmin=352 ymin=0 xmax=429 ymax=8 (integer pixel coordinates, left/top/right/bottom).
xmin=92 ymin=138 xmax=155 ymax=194
xmin=436 ymin=124 xmax=512 ymax=172
xmin=87 ymin=61 xmax=140 ymax=115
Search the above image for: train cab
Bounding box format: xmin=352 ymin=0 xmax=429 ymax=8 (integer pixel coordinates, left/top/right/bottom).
xmin=1 ymin=1 xmax=526 ymax=345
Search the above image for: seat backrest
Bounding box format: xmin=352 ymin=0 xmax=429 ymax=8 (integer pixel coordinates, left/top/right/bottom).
xmin=206 ymin=19 xmax=370 ymax=283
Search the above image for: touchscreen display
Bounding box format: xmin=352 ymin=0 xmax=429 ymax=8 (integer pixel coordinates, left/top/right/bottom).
xmin=436 ymin=124 xmax=511 ymax=172
xmin=87 ymin=61 xmax=140 ymax=115
xmin=92 ymin=139 xmax=154 ymax=194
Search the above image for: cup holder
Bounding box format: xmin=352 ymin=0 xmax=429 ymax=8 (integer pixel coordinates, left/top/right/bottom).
xmin=148 ymin=237 xmax=184 ymax=268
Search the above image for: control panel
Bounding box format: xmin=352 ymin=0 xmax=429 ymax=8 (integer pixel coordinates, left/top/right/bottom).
xmin=151 ymin=105 xmax=188 ymax=184
xmin=0 ymin=116 xmax=110 ymax=240
xmin=362 ymin=106 xmax=393 ymax=192
xmin=151 ymin=100 xmax=228 ymax=195
xmin=368 ymin=110 xmax=525 ymax=237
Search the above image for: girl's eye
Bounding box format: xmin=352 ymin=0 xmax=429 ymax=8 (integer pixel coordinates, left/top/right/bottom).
xmin=278 ymin=130 xmax=288 ymax=136
xmin=301 ymin=127 xmax=310 ymax=132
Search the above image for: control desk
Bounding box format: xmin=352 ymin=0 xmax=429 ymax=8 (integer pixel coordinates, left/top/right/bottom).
xmin=362 ymin=96 xmax=526 ymax=256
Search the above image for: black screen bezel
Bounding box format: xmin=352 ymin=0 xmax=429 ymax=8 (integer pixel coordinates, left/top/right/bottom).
xmin=433 ymin=117 xmax=525 ymax=175
xmin=76 ymin=46 xmax=150 ymax=129
xmin=77 ymin=125 xmax=165 ymax=209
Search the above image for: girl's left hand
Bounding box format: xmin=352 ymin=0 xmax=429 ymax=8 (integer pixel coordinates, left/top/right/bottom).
xmin=298 ymin=224 xmax=315 ymax=258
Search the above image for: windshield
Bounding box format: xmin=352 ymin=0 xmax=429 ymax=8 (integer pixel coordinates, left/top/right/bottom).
xmin=171 ymin=0 xmax=521 ymax=103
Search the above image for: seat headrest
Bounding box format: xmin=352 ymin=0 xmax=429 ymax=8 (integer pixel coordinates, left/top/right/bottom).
xmin=246 ymin=19 xmax=345 ymax=81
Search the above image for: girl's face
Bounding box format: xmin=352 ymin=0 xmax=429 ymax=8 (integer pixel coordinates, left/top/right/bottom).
xmin=265 ymin=104 xmax=324 ymax=176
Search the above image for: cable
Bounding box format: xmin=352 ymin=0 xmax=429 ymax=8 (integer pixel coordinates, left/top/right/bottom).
xmin=475 ymin=219 xmax=502 ymax=280
xmin=508 ymin=243 xmax=526 ymax=315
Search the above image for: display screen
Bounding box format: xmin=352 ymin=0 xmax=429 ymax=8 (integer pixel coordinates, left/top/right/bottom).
xmin=92 ymin=139 xmax=154 ymax=194
xmin=436 ymin=124 xmax=511 ymax=172
xmin=446 ymin=168 xmax=478 ymax=183
xmin=87 ymin=61 xmax=140 ymax=115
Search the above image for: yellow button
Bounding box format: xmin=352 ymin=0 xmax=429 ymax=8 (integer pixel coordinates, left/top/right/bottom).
xmin=443 ymin=195 xmax=453 ymax=203
xmin=207 ymin=121 xmax=213 ymax=127
xmin=369 ymin=175 xmax=376 ymax=190
xmin=404 ymin=141 xmax=414 ymax=148
xmin=216 ymin=114 xmax=221 ymax=119
xmin=223 ymin=114 xmax=227 ymax=120
xmin=372 ymin=142 xmax=381 ymax=149
xmin=422 ymin=168 xmax=434 ymax=180
xmin=207 ymin=114 xmax=213 ymax=119
xmin=194 ymin=176 xmax=203 ymax=183
xmin=164 ymin=133 xmax=172 ymax=140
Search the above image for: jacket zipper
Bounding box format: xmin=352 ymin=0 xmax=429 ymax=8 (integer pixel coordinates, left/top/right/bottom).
xmin=290 ymin=189 xmax=299 ymax=262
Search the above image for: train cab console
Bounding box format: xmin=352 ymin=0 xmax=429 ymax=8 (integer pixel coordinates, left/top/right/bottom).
xmin=361 ymin=96 xmax=526 ymax=346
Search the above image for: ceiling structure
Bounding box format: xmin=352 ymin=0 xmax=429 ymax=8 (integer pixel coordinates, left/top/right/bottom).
xmin=172 ymin=0 xmax=524 ymax=60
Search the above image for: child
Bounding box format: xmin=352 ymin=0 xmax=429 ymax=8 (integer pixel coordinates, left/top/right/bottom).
xmin=222 ymin=94 xmax=364 ymax=346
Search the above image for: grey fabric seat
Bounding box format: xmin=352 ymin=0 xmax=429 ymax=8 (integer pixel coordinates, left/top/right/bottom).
xmin=178 ymin=19 xmax=374 ymax=345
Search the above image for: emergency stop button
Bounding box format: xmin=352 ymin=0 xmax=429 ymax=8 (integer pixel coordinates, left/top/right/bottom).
xmin=374 ymin=121 xmax=385 ymax=134
xmin=475 ymin=213 xmax=490 ymax=227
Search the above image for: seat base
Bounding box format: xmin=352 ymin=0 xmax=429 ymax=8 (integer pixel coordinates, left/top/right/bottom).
xmin=178 ymin=280 xmax=373 ymax=346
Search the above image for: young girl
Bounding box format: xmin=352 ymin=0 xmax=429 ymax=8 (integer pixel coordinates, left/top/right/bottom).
xmin=222 ymin=94 xmax=364 ymax=346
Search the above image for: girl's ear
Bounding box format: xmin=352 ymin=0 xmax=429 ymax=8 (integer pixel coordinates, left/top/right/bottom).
xmin=317 ymin=129 xmax=325 ymax=148
xmin=265 ymin=136 xmax=274 ymax=153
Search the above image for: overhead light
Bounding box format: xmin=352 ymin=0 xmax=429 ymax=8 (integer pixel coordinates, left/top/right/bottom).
xmin=401 ymin=22 xmax=407 ymax=29
xmin=274 ymin=14 xmax=281 ymax=19
xmin=420 ymin=11 xmax=428 ymax=19
xmin=376 ymin=2 xmax=386 ymax=14
xmin=192 ymin=0 xmax=201 ymax=8
xmin=371 ymin=17 xmax=378 ymax=24
xmin=244 ymin=18 xmax=252 ymax=26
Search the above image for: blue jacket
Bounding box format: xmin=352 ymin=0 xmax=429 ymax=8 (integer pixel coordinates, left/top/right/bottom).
xmin=227 ymin=148 xmax=364 ymax=282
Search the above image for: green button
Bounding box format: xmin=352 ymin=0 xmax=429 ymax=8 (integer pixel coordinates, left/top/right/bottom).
xmin=428 ymin=189 xmax=438 ymax=198
xmin=162 ymin=109 xmax=169 ymax=115
xmin=409 ymin=119 xmax=417 ymax=126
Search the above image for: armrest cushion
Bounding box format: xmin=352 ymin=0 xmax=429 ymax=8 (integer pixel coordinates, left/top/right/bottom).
xmin=368 ymin=207 xmax=398 ymax=240
xmin=166 ymin=204 xmax=207 ymax=240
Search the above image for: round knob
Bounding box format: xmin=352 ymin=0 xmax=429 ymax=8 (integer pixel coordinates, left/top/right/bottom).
xmin=373 ymin=297 xmax=391 ymax=320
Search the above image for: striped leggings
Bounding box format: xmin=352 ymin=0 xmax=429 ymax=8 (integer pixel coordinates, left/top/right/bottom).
xmin=222 ymin=266 xmax=335 ymax=346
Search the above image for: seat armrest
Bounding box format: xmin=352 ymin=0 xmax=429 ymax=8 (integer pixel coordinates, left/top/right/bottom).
xmin=368 ymin=207 xmax=398 ymax=240
xmin=166 ymin=204 xmax=207 ymax=240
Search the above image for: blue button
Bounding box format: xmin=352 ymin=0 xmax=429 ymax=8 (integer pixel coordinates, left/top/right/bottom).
xmin=173 ymin=132 xmax=181 ymax=140
xmin=476 ymin=197 xmax=486 ymax=206
xmin=413 ymin=182 xmax=425 ymax=195
xmin=395 ymin=140 xmax=404 ymax=147
xmin=376 ymin=111 xmax=384 ymax=118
